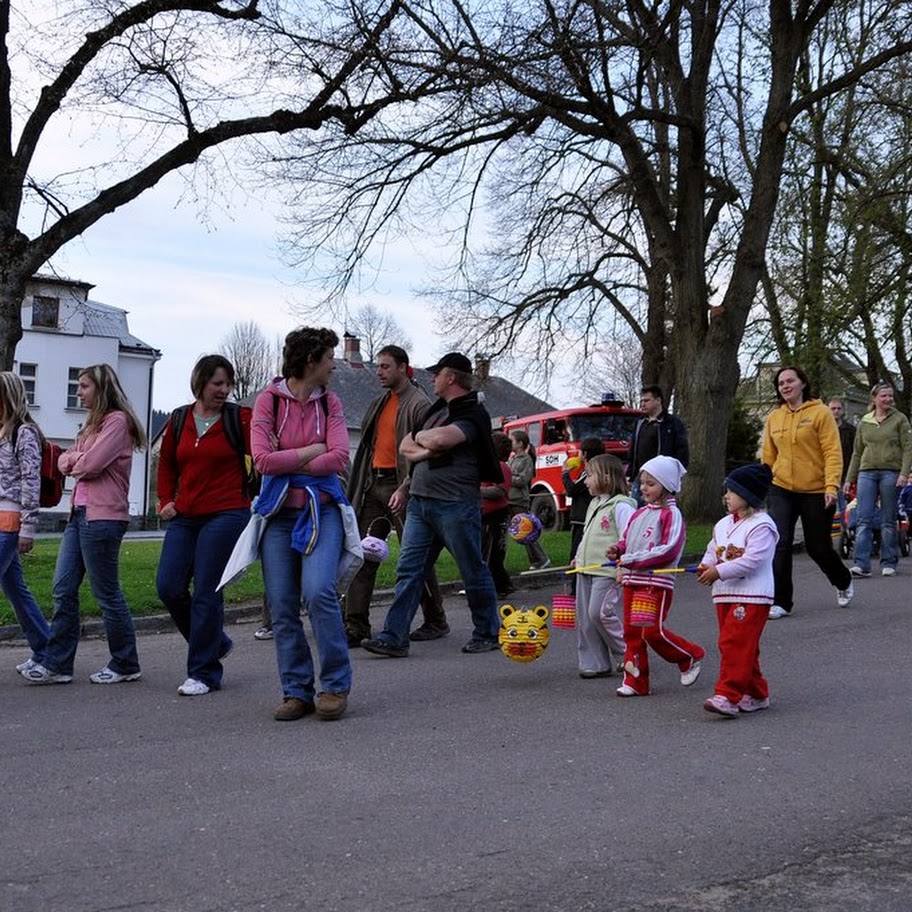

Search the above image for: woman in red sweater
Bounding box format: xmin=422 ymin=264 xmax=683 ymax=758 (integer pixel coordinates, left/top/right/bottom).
xmin=156 ymin=355 xmax=252 ymax=696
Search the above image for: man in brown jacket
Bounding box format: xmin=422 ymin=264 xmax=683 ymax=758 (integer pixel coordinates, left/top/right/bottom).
xmin=344 ymin=345 xmax=449 ymax=645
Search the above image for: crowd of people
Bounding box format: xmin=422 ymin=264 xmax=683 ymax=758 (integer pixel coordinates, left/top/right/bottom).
xmin=4 ymin=343 xmax=902 ymax=722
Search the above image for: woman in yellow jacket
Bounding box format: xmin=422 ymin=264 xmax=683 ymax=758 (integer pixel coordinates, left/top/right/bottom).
xmin=761 ymin=366 xmax=853 ymax=618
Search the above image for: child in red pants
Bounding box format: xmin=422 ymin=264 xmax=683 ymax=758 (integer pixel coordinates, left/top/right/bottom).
xmin=608 ymin=455 xmax=705 ymax=697
xmin=697 ymin=463 xmax=779 ymax=717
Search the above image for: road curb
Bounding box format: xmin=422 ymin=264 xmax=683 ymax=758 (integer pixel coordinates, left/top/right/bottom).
xmin=0 ymin=555 xmax=709 ymax=646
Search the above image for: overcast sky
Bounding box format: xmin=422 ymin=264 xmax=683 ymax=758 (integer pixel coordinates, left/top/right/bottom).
xmin=46 ymin=171 xmax=450 ymax=412
xmin=24 ymin=2 xmax=582 ymax=416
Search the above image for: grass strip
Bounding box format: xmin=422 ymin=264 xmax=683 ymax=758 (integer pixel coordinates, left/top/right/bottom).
xmin=2 ymin=525 xmax=712 ymax=626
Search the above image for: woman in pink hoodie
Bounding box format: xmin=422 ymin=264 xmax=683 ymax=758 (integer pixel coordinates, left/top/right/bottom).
xmin=21 ymin=364 xmax=146 ymax=686
xmin=252 ymin=327 xmax=352 ymax=723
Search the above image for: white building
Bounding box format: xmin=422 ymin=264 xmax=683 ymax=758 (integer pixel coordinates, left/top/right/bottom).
xmin=14 ymin=275 xmax=161 ymax=524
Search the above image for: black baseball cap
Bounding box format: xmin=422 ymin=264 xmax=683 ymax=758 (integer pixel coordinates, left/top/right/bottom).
xmin=426 ymin=352 xmax=472 ymax=374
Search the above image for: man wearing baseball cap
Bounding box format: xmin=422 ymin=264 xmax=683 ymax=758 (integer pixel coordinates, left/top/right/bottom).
xmin=362 ymin=352 xmax=504 ymax=656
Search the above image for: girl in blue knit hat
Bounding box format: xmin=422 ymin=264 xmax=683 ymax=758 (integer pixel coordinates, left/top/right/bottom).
xmin=697 ymin=463 xmax=779 ymax=717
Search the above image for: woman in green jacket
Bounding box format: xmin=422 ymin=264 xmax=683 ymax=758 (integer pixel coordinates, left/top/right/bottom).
xmin=844 ymin=383 xmax=912 ymax=578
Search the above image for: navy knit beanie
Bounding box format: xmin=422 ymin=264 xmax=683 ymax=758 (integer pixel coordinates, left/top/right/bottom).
xmin=724 ymin=463 xmax=772 ymax=508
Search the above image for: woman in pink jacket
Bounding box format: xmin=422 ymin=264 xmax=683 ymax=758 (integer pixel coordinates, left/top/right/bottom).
xmin=21 ymin=364 xmax=146 ymax=685
xmin=252 ymin=327 xmax=352 ymax=722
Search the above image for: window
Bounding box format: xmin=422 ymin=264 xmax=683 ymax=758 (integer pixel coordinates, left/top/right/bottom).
xmin=32 ymin=295 xmax=60 ymax=328
xmin=18 ymin=363 xmax=36 ymax=405
xmin=67 ymin=367 xmax=83 ymax=409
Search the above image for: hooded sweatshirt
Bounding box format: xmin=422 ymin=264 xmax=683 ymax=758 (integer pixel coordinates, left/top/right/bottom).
xmin=251 ymin=379 xmax=349 ymax=509
xmin=761 ymin=398 xmax=842 ymax=495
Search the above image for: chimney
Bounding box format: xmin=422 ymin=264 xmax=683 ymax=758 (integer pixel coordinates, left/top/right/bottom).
xmin=474 ymin=353 xmax=491 ymax=383
xmin=343 ymin=332 xmax=364 ymax=368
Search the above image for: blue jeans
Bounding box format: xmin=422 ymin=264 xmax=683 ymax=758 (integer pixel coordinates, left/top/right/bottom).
xmin=261 ymin=506 xmax=350 ymax=700
xmin=44 ymin=508 xmax=139 ymax=676
xmin=380 ymin=495 xmax=499 ymax=649
xmin=156 ymin=509 xmax=248 ymax=688
xmin=854 ymin=470 xmax=900 ymax=571
xmin=0 ymin=532 xmax=49 ymax=663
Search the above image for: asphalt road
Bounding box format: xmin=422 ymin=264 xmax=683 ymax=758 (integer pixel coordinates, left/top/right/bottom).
xmin=2 ymin=554 xmax=911 ymax=912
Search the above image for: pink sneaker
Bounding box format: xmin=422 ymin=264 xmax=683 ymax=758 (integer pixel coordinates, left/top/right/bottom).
xmin=703 ymin=694 xmax=739 ymax=717
xmin=737 ymin=695 xmax=770 ymax=713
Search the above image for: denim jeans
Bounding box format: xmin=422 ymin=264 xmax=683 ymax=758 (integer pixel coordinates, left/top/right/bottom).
xmin=380 ymin=495 xmax=499 ymax=649
xmin=0 ymin=532 xmax=49 ymax=663
xmin=261 ymin=506 xmax=351 ymax=700
xmin=156 ymin=509 xmax=248 ymax=688
xmin=854 ymin=470 xmax=900 ymax=571
xmin=344 ymin=474 xmax=446 ymax=640
xmin=45 ymin=508 xmax=139 ymax=676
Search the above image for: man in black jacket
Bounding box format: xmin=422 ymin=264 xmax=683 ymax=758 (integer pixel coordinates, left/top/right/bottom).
xmin=628 ymin=385 xmax=689 ymax=503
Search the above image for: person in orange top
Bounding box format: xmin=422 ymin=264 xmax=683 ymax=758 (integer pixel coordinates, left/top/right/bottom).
xmin=344 ymin=345 xmax=448 ymax=645
xmin=761 ymin=365 xmax=853 ymax=618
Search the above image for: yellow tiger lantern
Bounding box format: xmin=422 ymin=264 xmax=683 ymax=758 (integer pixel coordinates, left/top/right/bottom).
xmin=498 ymin=604 xmax=550 ymax=663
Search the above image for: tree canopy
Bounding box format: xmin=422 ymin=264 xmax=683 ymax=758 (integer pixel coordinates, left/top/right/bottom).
xmin=272 ymin=0 xmax=912 ymax=517
xmin=0 ymin=0 xmax=404 ymax=364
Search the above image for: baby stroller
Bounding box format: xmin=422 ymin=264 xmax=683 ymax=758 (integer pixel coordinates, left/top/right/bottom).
xmin=840 ymin=497 xmax=910 ymax=559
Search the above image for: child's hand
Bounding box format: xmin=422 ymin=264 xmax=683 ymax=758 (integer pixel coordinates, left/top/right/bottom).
xmin=606 ymin=546 xmax=619 ymax=563
xmin=696 ymin=563 xmax=719 ymax=585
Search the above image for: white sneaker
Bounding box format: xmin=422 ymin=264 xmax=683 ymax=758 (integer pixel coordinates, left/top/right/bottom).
xmin=768 ymin=605 xmax=789 ymax=619
xmin=616 ymin=684 xmax=642 ymax=697
xmin=882 ymin=567 xmax=896 ymax=577
xmin=178 ymin=677 xmax=210 ymax=696
xmin=15 ymin=657 xmax=38 ymax=674
xmin=681 ymin=659 xmax=703 ymax=687
xmin=253 ymin=626 xmax=274 ymax=640
xmin=89 ymin=666 xmax=142 ymax=684
xmin=836 ymin=580 xmax=855 ymax=607
xmin=738 ymin=695 xmax=771 ymax=713
xmin=704 ymin=694 xmax=739 ymax=717
xmin=20 ymin=662 xmax=72 ymax=685
xmin=850 ymin=566 xmax=871 ymax=578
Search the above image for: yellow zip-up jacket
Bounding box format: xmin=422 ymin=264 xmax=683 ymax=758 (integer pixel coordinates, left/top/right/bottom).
xmin=761 ymin=398 xmax=842 ymax=496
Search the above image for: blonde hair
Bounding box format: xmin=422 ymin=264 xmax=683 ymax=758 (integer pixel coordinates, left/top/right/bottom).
xmin=586 ymin=454 xmax=628 ymax=497
xmin=78 ymin=364 xmax=146 ymax=449
xmin=0 ymin=372 xmax=43 ymax=443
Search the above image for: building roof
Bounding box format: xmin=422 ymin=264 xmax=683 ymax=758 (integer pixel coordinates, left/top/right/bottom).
xmin=318 ymin=359 xmax=556 ymax=426
xmin=237 ymin=358 xmax=554 ymax=428
xmin=84 ymin=299 xmax=161 ymax=357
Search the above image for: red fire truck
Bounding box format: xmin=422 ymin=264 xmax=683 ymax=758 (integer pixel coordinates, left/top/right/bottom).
xmin=502 ymin=394 xmax=643 ymax=530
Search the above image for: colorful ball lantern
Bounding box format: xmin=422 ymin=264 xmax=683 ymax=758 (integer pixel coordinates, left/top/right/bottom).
xmin=508 ymin=512 xmax=543 ymax=544
xmin=361 ymin=516 xmax=392 ymax=564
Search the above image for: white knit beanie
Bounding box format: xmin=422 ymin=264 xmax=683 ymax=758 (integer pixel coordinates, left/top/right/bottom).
xmin=639 ymin=455 xmax=687 ymax=494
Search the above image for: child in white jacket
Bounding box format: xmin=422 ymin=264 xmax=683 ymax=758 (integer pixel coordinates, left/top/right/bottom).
xmin=697 ymin=463 xmax=779 ymax=717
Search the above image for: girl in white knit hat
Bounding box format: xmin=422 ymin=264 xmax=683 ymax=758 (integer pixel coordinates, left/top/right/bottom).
xmin=607 ymin=455 xmax=704 ymax=697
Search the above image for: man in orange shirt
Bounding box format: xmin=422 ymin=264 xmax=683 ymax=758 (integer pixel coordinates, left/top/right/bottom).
xmin=344 ymin=346 xmax=449 ymax=645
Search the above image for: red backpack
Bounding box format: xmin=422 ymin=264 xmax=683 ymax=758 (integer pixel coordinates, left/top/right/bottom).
xmin=39 ymin=440 xmax=64 ymax=507
xmin=12 ymin=424 xmax=64 ymax=508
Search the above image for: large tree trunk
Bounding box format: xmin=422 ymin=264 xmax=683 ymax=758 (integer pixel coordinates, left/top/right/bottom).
xmin=0 ymin=230 xmax=31 ymax=370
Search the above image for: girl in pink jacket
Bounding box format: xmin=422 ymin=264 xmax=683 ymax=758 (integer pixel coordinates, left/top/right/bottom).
xmin=21 ymin=364 xmax=146 ymax=686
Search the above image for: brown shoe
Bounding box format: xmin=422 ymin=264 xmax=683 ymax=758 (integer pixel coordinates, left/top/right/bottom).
xmin=314 ymin=691 xmax=349 ymax=721
xmin=273 ymin=697 xmax=316 ymax=722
